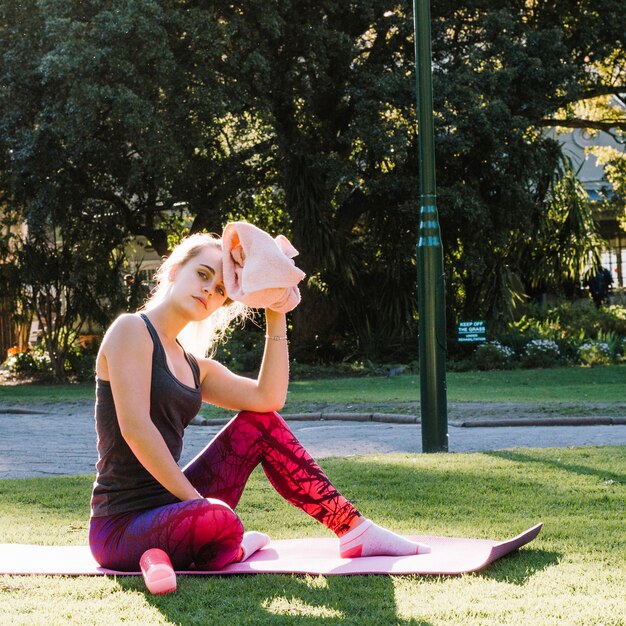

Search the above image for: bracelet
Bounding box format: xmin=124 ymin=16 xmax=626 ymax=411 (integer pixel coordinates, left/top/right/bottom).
xmin=265 ymin=335 xmax=288 ymax=341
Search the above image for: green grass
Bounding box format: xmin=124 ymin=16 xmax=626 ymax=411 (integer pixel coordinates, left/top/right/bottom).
xmin=287 ymin=364 xmax=626 ymax=404
xmin=1 ymin=364 xmax=625 ymax=409
xmin=0 ymin=381 xmax=95 ymax=403
xmin=1 ymin=447 xmax=624 ymax=625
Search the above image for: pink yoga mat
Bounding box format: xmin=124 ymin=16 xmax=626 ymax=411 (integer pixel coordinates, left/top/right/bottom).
xmin=0 ymin=523 xmax=541 ymax=577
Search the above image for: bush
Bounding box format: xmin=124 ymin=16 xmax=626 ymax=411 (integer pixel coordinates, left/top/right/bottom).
xmin=520 ymin=339 xmax=561 ymax=368
xmin=214 ymin=324 xmax=265 ymax=373
xmin=474 ymin=341 xmax=515 ymax=370
xmin=289 ymin=360 xmax=380 ymax=379
xmin=596 ymin=330 xmax=624 ymax=359
xmin=4 ymin=349 xmax=52 ymax=377
xmin=446 ymin=357 xmax=476 ymax=372
xmin=512 ymin=302 xmax=626 ymax=342
xmin=577 ymin=341 xmax=612 ymax=367
xmin=5 ymin=350 xmax=38 ymax=375
xmin=497 ymin=301 xmax=626 ymax=368
xmin=65 ymin=345 xmax=97 ymax=382
xmin=4 ymin=342 xmax=98 ymax=382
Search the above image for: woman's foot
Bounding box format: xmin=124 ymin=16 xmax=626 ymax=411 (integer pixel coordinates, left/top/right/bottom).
xmin=238 ymin=531 xmax=271 ymax=562
xmin=339 ymin=519 xmax=430 ymax=558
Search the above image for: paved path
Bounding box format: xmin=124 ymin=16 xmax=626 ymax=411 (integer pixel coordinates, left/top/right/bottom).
xmin=1 ymin=404 xmax=624 ymax=479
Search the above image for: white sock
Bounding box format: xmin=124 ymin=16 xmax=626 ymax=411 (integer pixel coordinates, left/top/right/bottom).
xmin=239 ymin=531 xmax=271 ymax=562
xmin=339 ymin=519 xmax=430 ymax=558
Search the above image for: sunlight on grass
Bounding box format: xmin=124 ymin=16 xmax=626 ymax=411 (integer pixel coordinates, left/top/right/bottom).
xmin=262 ymin=595 xmax=345 ymax=618
xmin=285 ymin=364 xmax=626 ymax=404
xmin=0 ymin=576 xmax=173 ymax=626
xmin=393 ymin=559 xmax=626 ymax=626
xmin=261 ymin=575 xmax=347 ymax=619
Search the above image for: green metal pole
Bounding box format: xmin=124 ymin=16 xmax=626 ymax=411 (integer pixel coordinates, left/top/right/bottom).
xmin=413 ymin=0 xmax=448 ymax=452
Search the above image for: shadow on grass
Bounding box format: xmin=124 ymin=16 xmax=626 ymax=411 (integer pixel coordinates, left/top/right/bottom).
xmin=117 ymin=545 xmax=561 ymax=624
xmin=118 ymin=573 xmax=434 ymax=626
xmin=475 ymin=547 xmax=562 ymax=585
xmin=484 ymin=449 xmax=626 ymax=484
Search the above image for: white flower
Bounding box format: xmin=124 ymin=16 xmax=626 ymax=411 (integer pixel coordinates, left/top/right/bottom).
xmin=492 ymin=341 xmax=514 ymax=358
xmin=524 ymin=339 xmax=560 ymax=356
xmin=477 ymin=341 xmax=514 ymax=359
xmin=578 ymin=341 xmax=610 ymax=356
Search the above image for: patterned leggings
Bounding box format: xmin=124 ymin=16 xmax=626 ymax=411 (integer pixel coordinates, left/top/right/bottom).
xmin=89 ymin=411 xmax=360 ymax=571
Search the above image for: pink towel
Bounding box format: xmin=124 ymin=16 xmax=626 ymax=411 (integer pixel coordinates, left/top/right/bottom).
xmin=222 ymin=222 xmax=306 ymax=312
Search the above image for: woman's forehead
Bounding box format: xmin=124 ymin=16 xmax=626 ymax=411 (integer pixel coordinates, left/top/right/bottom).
xmin=195 ymin=245 xmax=223 ymax=272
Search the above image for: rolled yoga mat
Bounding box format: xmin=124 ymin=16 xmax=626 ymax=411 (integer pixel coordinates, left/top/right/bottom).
xmin=0 ymin=523 xmax=541 ymax=577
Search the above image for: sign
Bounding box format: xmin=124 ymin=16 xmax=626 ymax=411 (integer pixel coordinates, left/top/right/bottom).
xmin=458 ymin=320 xmax=486 ymax=343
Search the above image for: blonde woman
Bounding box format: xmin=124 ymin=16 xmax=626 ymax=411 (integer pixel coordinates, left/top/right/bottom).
xmin=89 ymin=232 xmax=429 ymax=571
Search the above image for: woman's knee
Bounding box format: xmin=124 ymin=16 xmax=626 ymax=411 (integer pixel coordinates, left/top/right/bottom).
xmin=203 ymin=497 xmax=235 ymax=512
xmin=236 ymin=409 xmax=286 ymax=431
xmin=191 ymin=499 xmax=244 ymax=569
xmin=193 ymin=499 xmax=244 ymax=542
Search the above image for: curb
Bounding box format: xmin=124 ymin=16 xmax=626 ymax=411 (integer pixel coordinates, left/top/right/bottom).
xmin=190 ymin=413 xmax=626 ymax=427
xmin=456 ymin=416 xmax=626 ymax=428
xmin=284 ymin=412 xmax=418 ymax=423
xmin=3 ymin=406 xmax=624 ymax=428
xmin=190 ymin=412 xmax=418 ymax=426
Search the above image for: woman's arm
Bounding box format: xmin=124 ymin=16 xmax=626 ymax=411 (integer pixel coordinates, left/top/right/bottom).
xmin=99 ymin=315 xmax=201 ymax=502
xmin=199 ymin=309 xmax=289 ymax=412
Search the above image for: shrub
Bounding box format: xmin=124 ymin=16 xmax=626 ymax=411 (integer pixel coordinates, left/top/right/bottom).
xmin=577 ymin=341 xmax=612 ymax=367
xmin=446 ymin=357 xmax=475 ymax=372
xmin=474 ymin=341 xmax=515 ymax=370
xmin=5 ymin=350 xmax=38 ymax=375
xmin=514 ymin=302 xmax=626 ymax=341
xmin=498 ymin=302 xmax=626 ymax=368
xmin=65 ymin=345 xmax=97 ymax=382
xmin=4 ymin=343 xmax=98 ymax=382
xmin=289 ymin=360 xmax=378 ymax=379
xmin=214 ymin=325 xmax=265 ymax=373
xmin=4 ymin=349 xmax=52 ymax=377
xmin=521 ymin=339 xmax=561 ymax=368
xmin=596 ymin=330 xmax=624 ymax=359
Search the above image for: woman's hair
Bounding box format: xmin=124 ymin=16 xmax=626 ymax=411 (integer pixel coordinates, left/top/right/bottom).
xmin=141 ymin=232 xmax=249 ymax=358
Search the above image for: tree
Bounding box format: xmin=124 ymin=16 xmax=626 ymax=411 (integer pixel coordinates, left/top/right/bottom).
xmin=15 ymin=214 xmax=127 ymax=380
xmin=575 ymin=47 xmax=626 ymax=230
xmin=0 ymin=0 xmax=236 ymax=374
xmin=0 ymin=0 xmax=247 ymax=252
xmin=429 ymin=0 xmax=624 ymax=327
xmin=206 ymin=0 xmax=625 ymax=351
xmin=1 ymin=0 xmax=624 ymax=365
xmin=201 ymin=1 xmax=429 ymax=358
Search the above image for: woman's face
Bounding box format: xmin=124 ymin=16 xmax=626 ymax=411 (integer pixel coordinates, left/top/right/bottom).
xmin=170 ymin=245 xmax=229 ymax=319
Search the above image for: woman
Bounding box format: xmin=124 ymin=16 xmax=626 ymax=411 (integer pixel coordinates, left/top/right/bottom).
xmin=89 ymin=231 xmax=429 ymax=571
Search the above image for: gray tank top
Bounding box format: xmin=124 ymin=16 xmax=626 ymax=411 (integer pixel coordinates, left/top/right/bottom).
xmin=90 ymin=313 xmax=202 ymax=517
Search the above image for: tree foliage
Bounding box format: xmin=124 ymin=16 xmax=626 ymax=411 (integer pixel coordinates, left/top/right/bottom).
xmin=430 ymin=0 xmax=625 ymax=327
xmin=1 ymin=0 xmax=624 ymax=364
xmin=15 ymin=214 xmax=127 ymax=380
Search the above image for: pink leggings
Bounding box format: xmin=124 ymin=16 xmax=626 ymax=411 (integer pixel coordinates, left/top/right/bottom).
xmin=89 ymin=411 xmax=360 ymax=571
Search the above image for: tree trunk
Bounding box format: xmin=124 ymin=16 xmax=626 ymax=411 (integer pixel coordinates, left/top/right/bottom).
xmin=281 ymin=152 xmax=341 ymax=361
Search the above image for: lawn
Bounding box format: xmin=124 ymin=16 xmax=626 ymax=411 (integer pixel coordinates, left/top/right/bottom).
xmin=0 ymin=447 xmax=624 ymax=625
xmin=1 ymin=364 xmax=625 ymax=412
xmin=287 ymin=364 xmax=626 ymax=404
